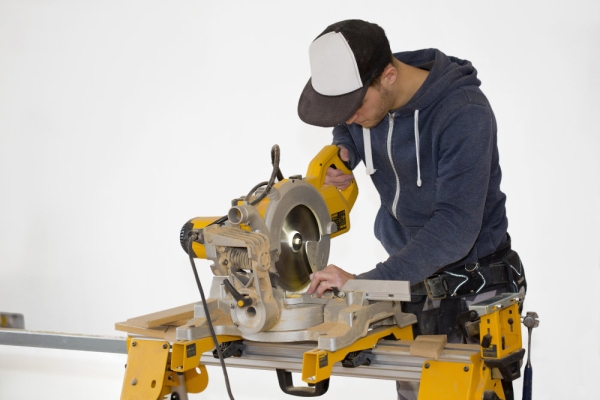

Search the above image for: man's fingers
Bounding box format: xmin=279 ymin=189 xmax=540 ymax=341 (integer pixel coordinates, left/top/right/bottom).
xmin=307 ymin=276 xmax=319 ymax=295
xmin=327 ymin=167 xmax=344 ymax=177
xmin=307 ymin=270 xmax=329 ymax=296
xmin=308 ymin=266 xmax=354 ymax=297
xmin=309 ymin=276 xmax=333 ymax=297
xmin=325 ymin=167 xmax=353 ymax=189
xmin=316 ymin=280 xmax=333 ymax=297
xmin=339 ymin=146 xmax=350 ymax=162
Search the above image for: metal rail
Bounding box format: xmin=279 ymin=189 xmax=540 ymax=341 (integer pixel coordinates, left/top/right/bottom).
xmin=0 ymin=328 xmax=481 ymax=383
xmin=0 ymin=328 xmax=127 ymax=354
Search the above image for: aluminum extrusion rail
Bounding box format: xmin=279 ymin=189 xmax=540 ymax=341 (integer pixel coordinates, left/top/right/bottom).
xmin=0 ymin=328 xmax=127 ymax=354
xmin=0 ymin=328 xmax=481 ymax=383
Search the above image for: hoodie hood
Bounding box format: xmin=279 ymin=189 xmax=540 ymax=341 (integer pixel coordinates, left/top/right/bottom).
xmin=361 ymin=49 xmax=480 ymax=185
xmin=392 ymin=49 xmax=481 ymax=116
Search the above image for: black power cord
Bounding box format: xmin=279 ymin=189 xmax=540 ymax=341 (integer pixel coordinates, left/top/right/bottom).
xmin=186 ymin=234 xmax=235 ymax=400
xmin=183 ymin=145 xmax=285 ymax=399
xmin=247 ymin=144 xmax=283 ymax=206
xmin=208 ymin=145 xmax=283 ymax=227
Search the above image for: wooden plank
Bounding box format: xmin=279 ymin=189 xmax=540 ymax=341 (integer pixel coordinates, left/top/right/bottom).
xmin=123 ymin=303 xmax=196 ymax=329
xmin=114 ymin=322 xmax=169 ymax=339
xmin=410 ymin=335 xmax=448 ymax=359
xmin=114 ymin=321 xmax=181 ymax=342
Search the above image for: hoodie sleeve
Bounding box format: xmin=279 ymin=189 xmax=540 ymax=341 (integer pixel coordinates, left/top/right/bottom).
xmin=331 ymin=124 xmax=361 ymax=170
xmin=358 ymin=104 xmax=497 ymax=285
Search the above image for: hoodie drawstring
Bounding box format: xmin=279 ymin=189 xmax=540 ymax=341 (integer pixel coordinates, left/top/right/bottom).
xmin=362 ymin=111 xmax=421 ymax=187
xmin=363 ymin=127 xmax=377 ymax=175
xmin=414 ymin=110 xmax=422 ymax=187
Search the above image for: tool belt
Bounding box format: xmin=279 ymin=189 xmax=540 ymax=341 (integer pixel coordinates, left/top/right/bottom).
xmin=411 ymin=239 xmax=523 ymax=300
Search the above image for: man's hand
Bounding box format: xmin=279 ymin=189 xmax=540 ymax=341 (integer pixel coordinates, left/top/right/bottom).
xmin=325 ymin=146 xmax=354 ymax=190
xmin=307 ymin=264 xmax=355 ymax=297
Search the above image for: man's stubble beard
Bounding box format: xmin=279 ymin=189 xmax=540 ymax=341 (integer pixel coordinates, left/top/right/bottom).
xmin=366 ymin=85 xmax=396 ymax=129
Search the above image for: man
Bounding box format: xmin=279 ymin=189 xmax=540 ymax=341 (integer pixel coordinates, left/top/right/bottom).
xmin=298 ymin=19 xmax=526 ymax=399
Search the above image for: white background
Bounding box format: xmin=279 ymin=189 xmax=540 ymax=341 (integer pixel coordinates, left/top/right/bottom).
xmin=1 ymin=1 xmax=599 ymax=399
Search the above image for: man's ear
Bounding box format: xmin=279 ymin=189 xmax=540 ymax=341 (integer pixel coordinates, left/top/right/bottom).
xmin=381 ymin=63 xmax=397 ymax=87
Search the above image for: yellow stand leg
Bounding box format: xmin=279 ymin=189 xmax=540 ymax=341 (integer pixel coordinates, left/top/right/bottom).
xmin=121 ymin=338 xmax=170 ymax=400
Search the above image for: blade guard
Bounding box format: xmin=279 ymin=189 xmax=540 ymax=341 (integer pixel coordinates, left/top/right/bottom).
xmin=184 ymin=144 xmax=359 ymax=258
xmin=304 ymin=145 xmax=358 ymax=238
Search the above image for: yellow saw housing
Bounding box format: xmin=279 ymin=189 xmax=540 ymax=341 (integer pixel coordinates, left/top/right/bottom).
xmin=183 ymin=145 xmax=357 ymax=266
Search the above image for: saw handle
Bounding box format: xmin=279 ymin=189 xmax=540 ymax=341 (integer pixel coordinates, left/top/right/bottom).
xmin=305 ymin=145 xmax=358 ymax=212
xmin=276 ymin=369 xmax=330 ymax=397
xmin=326 ymin=145 xmax=353 ymax=182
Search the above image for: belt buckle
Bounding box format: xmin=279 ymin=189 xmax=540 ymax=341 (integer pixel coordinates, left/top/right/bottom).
xmin=424 ymin=274 xmax=447 ymax=300
xmin=465 ymin=262 xmax=480 ymax=273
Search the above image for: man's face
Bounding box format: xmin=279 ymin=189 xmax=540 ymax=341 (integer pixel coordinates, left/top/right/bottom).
xmin=346 ymin=84 xmax=395 ymax=128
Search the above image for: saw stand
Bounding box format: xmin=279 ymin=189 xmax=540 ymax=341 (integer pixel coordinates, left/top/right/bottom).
xmin=1 ymin=292 xmax=537 ymax=400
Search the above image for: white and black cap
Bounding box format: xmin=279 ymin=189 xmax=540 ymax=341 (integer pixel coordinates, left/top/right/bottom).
xmin=298 ymin=20 xmax=392 ymax=127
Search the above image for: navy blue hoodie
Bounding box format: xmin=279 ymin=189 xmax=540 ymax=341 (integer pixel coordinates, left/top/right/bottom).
xmin=332 ymin=49 xmax=508 ymax=285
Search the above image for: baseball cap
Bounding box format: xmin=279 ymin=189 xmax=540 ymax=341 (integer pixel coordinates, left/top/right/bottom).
xmin=298 ymin=20 xmax=392 ymax=127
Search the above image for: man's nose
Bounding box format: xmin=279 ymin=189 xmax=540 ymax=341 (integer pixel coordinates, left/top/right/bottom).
xmin=346 ymin=112 xmax=358 ymax=125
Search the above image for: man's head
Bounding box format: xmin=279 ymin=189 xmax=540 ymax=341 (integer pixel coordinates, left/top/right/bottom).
xmin=298 ymin=19 xmax=393 ymax=127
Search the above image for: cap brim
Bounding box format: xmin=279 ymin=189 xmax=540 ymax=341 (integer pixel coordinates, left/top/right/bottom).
xmin=298 ymin=78 xmax=368 ymax=127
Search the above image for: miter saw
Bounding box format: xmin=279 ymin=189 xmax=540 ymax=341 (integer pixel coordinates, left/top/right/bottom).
xmin=175 ymin=144 xmax=415 ymax=350
xmin=115 ymin=144 xmax=533 ymax=400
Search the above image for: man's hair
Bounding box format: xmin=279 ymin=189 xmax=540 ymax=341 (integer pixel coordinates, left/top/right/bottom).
xmin=369 ymin=57 xmax=396 ymax=90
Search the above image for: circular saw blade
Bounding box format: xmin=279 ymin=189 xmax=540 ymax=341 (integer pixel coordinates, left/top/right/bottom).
xmin=276 ymin=204 xmax=320 ymax=291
